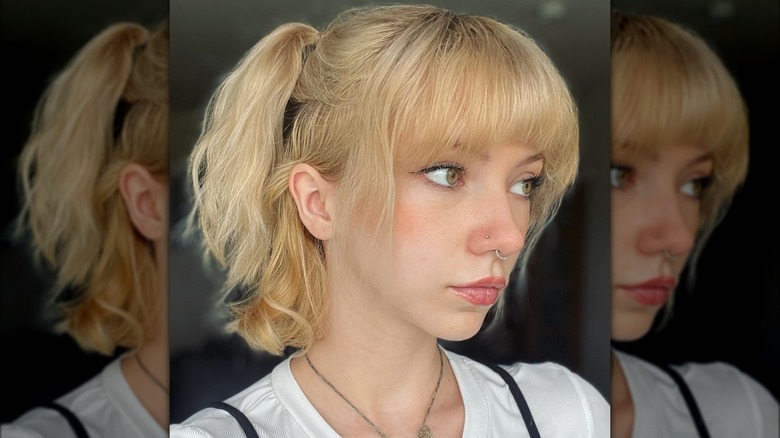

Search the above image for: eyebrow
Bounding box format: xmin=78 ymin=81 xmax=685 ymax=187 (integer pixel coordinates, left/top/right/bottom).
xmin=687 ymin=152 xmax=714 ymax=166
xmin=516 ymin=152 xmax=545 ymax=167
xmin=472 ymin=149 xmax=544 ymax=166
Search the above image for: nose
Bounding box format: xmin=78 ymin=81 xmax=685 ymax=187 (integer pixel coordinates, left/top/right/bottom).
xmin=470 ymin=192 xmax=526 ymax=259
xmin=636 ymin=190 xmax=697 ymax=258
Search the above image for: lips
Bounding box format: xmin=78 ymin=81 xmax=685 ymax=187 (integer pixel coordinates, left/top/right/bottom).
xmin=451 ymin=276 xmax=506 ymax=306
xmin=619 ymin=277 xmax=676 ymax=306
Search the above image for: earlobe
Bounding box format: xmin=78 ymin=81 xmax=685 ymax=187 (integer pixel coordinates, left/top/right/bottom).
xmin=289 ymin=163 xmax=335 ymax=241
xmin=119 ymin=163 xmax=167 ymax=241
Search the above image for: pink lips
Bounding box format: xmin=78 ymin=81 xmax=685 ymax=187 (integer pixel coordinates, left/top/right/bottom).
xmin=451 ymin=277 xmax=506 ymax=306
xmin=620 ymin=277 xmax=676 ymax=306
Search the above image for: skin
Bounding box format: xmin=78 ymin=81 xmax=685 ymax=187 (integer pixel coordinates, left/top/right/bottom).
xmin=117 ymin=164 xmax=170 ymax=428
xmin=289 ymin=142 xmax=543 ymax=437
xmin=610 ymin=142 xmax=713 ymax=437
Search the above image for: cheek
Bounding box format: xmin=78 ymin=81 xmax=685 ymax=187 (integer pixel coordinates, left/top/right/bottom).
xmin=679 ymin=200 xmax=701 ymax=236
xmin=393 ymin=196 xmax=440 ymax=248
xmin=392 ymin=185 xmax=457 ymax=258
xmin=512 ymin=200 xmax=532 ymax=231
xmin=611 ymin=193 xmax=633 ymax=249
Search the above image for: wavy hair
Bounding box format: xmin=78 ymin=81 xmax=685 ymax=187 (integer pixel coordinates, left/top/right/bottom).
xmin=189 ymin=5 xmax=578 ymax=355
xmin=15 ymin=20 xmax=169 ymax=355
xmin=611 ymin=10 xmax=749 ymax=288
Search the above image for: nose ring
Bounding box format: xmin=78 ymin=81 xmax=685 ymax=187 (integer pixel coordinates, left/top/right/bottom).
xmin=495 ymin=249 xmax=510 ymax=261
xmin=662 ymin=250 xmax=677 ymax=261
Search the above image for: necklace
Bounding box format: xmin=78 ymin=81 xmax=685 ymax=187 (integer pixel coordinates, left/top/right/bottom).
xmin=134 ymin=353 xmax=169 ymax=395
xmin=304 ymin=347 xmax=445 ymax=438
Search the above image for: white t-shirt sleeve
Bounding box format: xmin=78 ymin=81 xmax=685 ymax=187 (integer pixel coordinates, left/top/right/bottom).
xmin=502 ymin=361 xmax=610 ymax=438
xmin=676 ymin=361 xmax=779 ymax=438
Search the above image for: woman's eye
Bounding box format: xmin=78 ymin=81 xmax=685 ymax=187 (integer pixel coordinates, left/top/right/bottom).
xmin=422 ymin=165 xmax=464 ymax=188
xmin=510 ymin=176 xmax=542 ymax=198
xmin=680 ymin=177 xmax=711 ymax=199
xmin=610 ymin=165 xmax=632 ymax=188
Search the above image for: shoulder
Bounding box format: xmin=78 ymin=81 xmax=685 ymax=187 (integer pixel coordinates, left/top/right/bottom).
xmin=0 ymin=370 xmax=104 ymax=438
xmin=617 ymin=350 xmax=778 ymax=437
xmin=170 ymin=372 xmax=277 ymax=437
xmin=450 ymin=350 xmax=606 ymax=403
xmin=675 ymin=360 xmax=779 ymax=436
xmin=4 ymin=357 xmax=166 ymax=438
xmin=446 ymin=350 xmax=610 ymax=438
xmin=1 ymin=407 xmax=72 ymax=438
xmin=0 ymin=364 xmax=101 ymax=437
xmin=171 ymin=356 xmax=315 ymax=438
xmin=674 ymin=360 xmax=773 ymax=397
xmin=620 ymin=350 xmax=776 ymax=408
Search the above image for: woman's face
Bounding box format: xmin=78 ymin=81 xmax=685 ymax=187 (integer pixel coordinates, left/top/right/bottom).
xmin=331 ymin=142 xmax=543 ymax=341
xmin=611 ymin=142 xmax=713 ymax=341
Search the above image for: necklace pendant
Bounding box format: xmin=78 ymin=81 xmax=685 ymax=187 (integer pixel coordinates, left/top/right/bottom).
xmin=418 ymin=424 xmax=433 ymax=438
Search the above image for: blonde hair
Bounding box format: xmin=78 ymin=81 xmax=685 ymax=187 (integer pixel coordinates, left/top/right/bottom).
xmin=15 ymin=20 xmax=169 ymax=355
xmin=189 ymin=5 xmax=578 ymax=355
xmin=611 ymin=10 xmax=749 ymax=283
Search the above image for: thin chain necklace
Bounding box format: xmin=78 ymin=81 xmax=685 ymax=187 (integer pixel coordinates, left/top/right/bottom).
xmin=304 ymin=347 xmax=445 ymax=438
xmin=134 ymin=354 xmax=169 ymax=395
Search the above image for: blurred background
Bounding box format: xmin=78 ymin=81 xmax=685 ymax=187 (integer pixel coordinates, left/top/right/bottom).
xmin=611 ymin=0 xmax=779 ymax=406
xmin=4 ymin=0 xmax=774 ymax=427
xmin=0 ymin=0 xmax=168 ymax=422
xmin=168 ymin=0 xmax=612 ymax=423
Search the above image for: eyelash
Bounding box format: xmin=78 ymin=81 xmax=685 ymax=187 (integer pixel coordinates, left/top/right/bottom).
xmin=610 ymin=164 xmax=633 ymax=188
xmin=417 ymin=162 xmax=466 ymax=190
xmin=514 ymin=175 xmax=544 ymax=198
xmin=681 ymin=176 xmax=712 ymax=199
xmin=610 ymin=164 xmax=713 ymax=199
xmin=416 ymin=162 xmax=543 ymax=197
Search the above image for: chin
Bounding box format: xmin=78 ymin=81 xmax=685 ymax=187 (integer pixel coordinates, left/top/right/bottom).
xmin=433 ymin=310 xmax=490 ymax=341
xmin=612 ymin=315 xmax=654 ymax=342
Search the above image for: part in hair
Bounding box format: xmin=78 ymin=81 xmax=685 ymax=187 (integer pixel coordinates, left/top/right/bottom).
xmin=189 ymin=5 xmax=578 ymax=354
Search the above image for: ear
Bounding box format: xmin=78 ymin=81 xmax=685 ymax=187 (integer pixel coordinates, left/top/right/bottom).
xmin=289 ymin=163 xmax=336 ymax=241
xmin=119 ymin=163 xmax=167 ymax=241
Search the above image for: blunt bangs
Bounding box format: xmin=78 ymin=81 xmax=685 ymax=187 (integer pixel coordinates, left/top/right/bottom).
xmin=612 ymin=46 xmax=747 ymax=163
xmin=391 ymin=16 xmax=577 ymax=175
xmin=612 ymin=18 xmax=748 ymax=232
xmin=327 ymin=9 xmax=578 ymax=248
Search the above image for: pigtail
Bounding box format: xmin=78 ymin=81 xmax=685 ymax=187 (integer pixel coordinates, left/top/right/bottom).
xmin=16 ymin=23 xmax=154 ymax=355
xmin=189 ymin=23 xmax=321 ymax=354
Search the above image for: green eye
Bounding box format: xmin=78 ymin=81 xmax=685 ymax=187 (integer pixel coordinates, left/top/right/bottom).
xmin=423 ymin=165 xmax=464 ymax=188
xmin=445 ymin=167 xmax=458 ymax=186
xmin=510 ymin=177 xmax=541 ymax=197
xmin=681 ymin=177 xmax=712 ymax=199
xmin=610 ymin=165 xmax=631 ymax=188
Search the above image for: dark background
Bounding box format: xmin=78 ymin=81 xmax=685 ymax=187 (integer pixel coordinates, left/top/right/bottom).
xmin=611 ymin=0 xmax=780 ymax=403
xmin=167 ymin=0 xmax=612 ymax=423
xmin=1 ymin=0 xmax=168 ymax=423
xmin=2 ymin=0 xmax=775 ymax=428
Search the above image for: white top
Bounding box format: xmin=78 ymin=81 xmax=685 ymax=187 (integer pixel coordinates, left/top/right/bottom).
xmin=1 ymin=354 xmax=167 ymax=438
xmin=615 ymin=349 xmax=779 ymax=438
xmin=170 ymin=348 xmax=609 ymax=437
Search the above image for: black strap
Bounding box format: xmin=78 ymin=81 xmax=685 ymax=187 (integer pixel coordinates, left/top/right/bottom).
xmin=656 ymin=364 xmax=711 ymax=438
xmin=207 ymin=361 xmax=542 ymax=438
xmin=209 ymin=401 xmax=260 ymax=438
xmin=40 ymin=401 xmax=90 ymax=438
xmin=480 ymin=361 xmax=541 ymax=438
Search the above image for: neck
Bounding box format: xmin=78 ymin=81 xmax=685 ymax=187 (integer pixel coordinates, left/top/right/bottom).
xmin=121 ymin=278 xmax=169 ymax=429
xmin=307 ymin=320 xmax=443 ymax=408
xmin=611 ymin=349 xmax=634 ymax=438
xmin=294 ymin=337 xmax=449 ymax=437
xmin=288 ymin=260 xmax=470 ymax=436
xmin=289 ymin=280 xmax=455 ymax=435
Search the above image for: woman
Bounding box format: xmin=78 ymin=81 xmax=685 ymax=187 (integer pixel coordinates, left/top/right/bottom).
xmin=610 ymin=10 xmax=779 ymax=437
xmin=170 ymin=5 xmax=608 ymax=437
xmin=1 ymin=19 xmax=169 ymax=437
